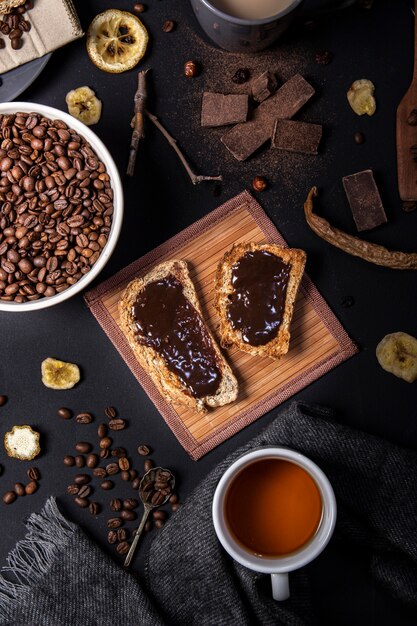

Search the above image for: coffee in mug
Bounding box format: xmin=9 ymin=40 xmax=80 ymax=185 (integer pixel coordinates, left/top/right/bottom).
xmin=210 ymin=0 xmax=296 ymax=20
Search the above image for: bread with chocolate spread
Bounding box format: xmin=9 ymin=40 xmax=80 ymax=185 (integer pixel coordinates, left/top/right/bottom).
xmin=215 ymin=242 xmax=306 ymax=359
xmin=119 ymin=260 xmax=238 ymax=413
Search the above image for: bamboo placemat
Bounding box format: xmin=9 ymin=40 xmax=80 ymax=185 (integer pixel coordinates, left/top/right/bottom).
xmin=85 ymin=191 xmax=358 ymax=460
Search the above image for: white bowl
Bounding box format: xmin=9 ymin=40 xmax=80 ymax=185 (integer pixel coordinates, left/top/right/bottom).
xmin=0 ymin=102 xmax=124 ymax=312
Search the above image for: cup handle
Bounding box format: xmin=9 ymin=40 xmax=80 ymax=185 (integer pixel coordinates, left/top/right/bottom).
xmin=271 ymin=573 xmax=290 ymax=601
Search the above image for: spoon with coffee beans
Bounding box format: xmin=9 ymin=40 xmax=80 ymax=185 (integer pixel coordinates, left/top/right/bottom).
xmin=124 ymin=467 xmax=175 ymax=567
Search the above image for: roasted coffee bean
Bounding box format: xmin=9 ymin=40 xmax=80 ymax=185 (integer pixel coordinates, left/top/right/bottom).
xmin=123 ymin=498 xmax=138 ymax=510
xmin=105 ymin=406 xmax=117 ymax=418
xmin=99 ymin=436 xmax=112 ymax=449
xmin=118 ymin=457 xmax=130 ymax=471
xmin=75 ymin=455 xmax=86 ymax=468
xmin=131 ymin=477 xmax=141 ymax=490
xmin=137 ymin=444 xmax=151 ymax=456
xmin=157 ymin=470 xmax=172 ymax=481
xmin=75 ymin=442 xmax=92 ymax=454
xmin=58 ymin=406 xmax=72 ymax=419
xmin=74 ymin=474 xmax=91 ymax=485
xmin=155 ymin=480 xmax=170 ymax=490
xmin=108 ymin=418 xmax=126 ymax=431
xmin=120 ymin=509 xmax=137 ymax=521
xmin=77 ymin=485 xmax=92 ymax=499
xmin=117 ymin=528 xmax=128 ymax=542
xmin=3 ymin=491 xmax=17 ymax=504
xmin=142 ymin=480 xmax=154 ymax=493
xmin=107 ymin=517 xmax=123 ymax=529
xmin=86 ymin=453 xmax=99 ymax=469
xmin=354 ymin=131 xmax=365 ymax=145
xmin=144 ymin=520 xmax=152 ymax=532
xmin=162 ymin=19 xmax=175 ymax=32
xmin=402 ymin=201 xmax=417 ymax=213
xmin=14 ymin=482 xmax=26 ymax=496
xmin=107 ymin=530 xmax=118 ymax=544
xmin=133 ymin=2 xmax=146 ymax=13
xmin=100 ymin=479 xmax=114 ymax=490
xmin=27 ymin=467 xmax=40 ymax=481
xmin=74 ymin=497 xmax=89 ymax=508
xmin=93 ymin=467 xmax=107 ymax=478
xmin=152 ymin=510 xmax=167 ymax=521
xmin=106 ymin=462 xmax=119 ymax=476
xmin=89 ymin=502 xmax=101 ymax=516
xmin=121 ymin=471 xmax=130 ymax=481
xmin=171 ymin=502 xmax=180 ymax=512
xmin=76 ymin=412 xmax=93 ymax=424
xmin=116 ymin=541 xmax=130 ymax=555
xmin=111 ymin=447 xmax=127 ymax=458
xmin=169 ymin=493 xmax=178 ymax=505
xmin=63 ymin=455 xmax=75 ymax=467
xmin=129 ymin=469 xmax=138 ymax=481
xmin=0 ymin=394 xmax=8 ymax=407
xmin=100 ymin=449 xmax=110 ymax=460
xmin=151 ymin=491 xmax=165 ymax=506
xmin=25 ymin=480 xmax=38 ymax=495
xmin=144 ymin=459 xmax=154 ymax=472
xmin=154 ymin=519 xmax=165 ymax=529
xmin=110 ymin=498 xmax=123 ymax=511
xmin=97 ymin=423 xmax=107 ymax=438
xmin=232 ymin=68 xmax=249 ymax=84
xmin=67 ymin=484 xmax=79 ymax=495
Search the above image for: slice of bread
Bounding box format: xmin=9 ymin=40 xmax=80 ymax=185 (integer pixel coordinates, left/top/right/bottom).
xmin=119 ymin=260 xmax=238 ymax=413
xmin=0 ymin=0 xmax=26 ymax=14
xmin=215 ymin=242 xmax=306 ymax=359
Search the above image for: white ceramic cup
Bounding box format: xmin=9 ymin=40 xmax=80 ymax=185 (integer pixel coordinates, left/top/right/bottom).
xmin=212 ymin=446 xmax=337 ymax=601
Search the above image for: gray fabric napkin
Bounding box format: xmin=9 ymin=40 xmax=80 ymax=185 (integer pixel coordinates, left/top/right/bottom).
xmin=1 ymin=401 xmax=417 ymax=626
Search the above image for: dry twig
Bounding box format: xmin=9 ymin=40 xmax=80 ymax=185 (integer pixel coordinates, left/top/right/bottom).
xmin=127 ymin=69 xmax=149 ymax=176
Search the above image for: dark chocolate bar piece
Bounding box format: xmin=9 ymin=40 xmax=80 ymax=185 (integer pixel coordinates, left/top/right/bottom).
xmin=250 ymin=71 xmax=278 ymax=103
xmin=221 ymin=74 xmax=315 ymax=161
xmin=272 ymin=119 xmax=322 ymax=154
xmin=342 ymin=169 xmax=387 ymax=232
xmin=201 ymin=92 xmax=249 ymax=127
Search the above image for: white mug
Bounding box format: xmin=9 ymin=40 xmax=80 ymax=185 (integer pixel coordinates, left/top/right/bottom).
xmin=212 ymin=446 xmax=337 ymax=601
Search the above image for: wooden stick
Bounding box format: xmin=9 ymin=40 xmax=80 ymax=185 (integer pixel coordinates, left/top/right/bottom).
xmin=145 ymin=110 xmax=223 ymax=185
xmin=127 ymin=69 xmax=149 ymax=176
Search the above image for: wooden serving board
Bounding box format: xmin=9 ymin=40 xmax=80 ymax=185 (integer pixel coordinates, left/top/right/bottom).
xmin=85 ymin=191 xmax=357 ymax=460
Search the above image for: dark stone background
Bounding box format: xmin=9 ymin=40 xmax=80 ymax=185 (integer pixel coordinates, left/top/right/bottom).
xmin=0 ymin=1 xmax=416 ymax=624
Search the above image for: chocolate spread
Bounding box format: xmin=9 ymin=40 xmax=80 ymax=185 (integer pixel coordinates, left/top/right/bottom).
xmin=227 ymin=250 xmax=291 ymax=346
xmin=132 ymin=275 xmax=221 ymax=398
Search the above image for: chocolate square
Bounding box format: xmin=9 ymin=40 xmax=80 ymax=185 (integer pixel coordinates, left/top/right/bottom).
xmin=250 ymin=71 xmax=278 ymax=103
xmin=342 ymin=169 xmax=387 ymax=232
xmin=221 ymin=74 xmax=315 ymax=161
xmin=272 ymin=119 xmax=322 ymax=154
xmin=201 ymin=92 xmax=249 ymax=127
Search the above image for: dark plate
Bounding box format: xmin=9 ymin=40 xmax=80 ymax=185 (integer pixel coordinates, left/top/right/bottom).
xmin=0 ymin=53 xmax=52 ymax=103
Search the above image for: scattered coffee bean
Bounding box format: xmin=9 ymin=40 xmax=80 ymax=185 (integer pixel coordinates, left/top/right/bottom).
xmin=93 ymin=468 xmax=107 ymax=478
xmin=107 ymin=530 xmax=118 ymax=544
xmin=133 ymin=2 xmax=146 ymax=13
xmin=58 ymin=407 xmax=72 ymax=420
xmin=116 ymin=541 xmax=130 ymax=555
xmin=108 ymin=418 xmax=126 ymax=431
xmin=151 ymin=491 xmax=165 ymax=506
xmin=232 ymin=68 xmax=249 ymax=84
xmin=354 ymin=131 xmax=365 ymax=144
xmin=110 ymin=498 xmax=123 ymax=512
xmin=154 ymin=519 xmax=165 ymax=529
xmin=129 ymin=469 xmax=138 ymax=481
xmin=121 ymin=470 xmax=131 ymax=481
xmin=97 ymin=423 xmax=108 ymax=438
xmin=341 ymin=296 xmax=355 ymax=308
xmin=252 ymin=176 xmax=268 ymax=192
xmin=137 ymin=444 xmax=151 ymax=456
xmin=3 ymin=491 xmax=16 ymax=504
xmin=77 ymin=485 xmax=92 ymax=498
xmin=74 ymin=474 xmax=91 ymax=485
xmin=169 ymin=493 xmax=178 ymax=505
xmin=144 ymin=459 xmax=154 ymax=472
xmin=100 ymin=449 xmax=110 ymax=460
xmin=407 ymin=109 xmax=417 ymax=126
xmin=64 ymin=455 xmax=75 ymax=467
xmin=75 ymin=455 xmax=86 ymax=468
xmin=315 ymin=50 xmax=334 ymax=65
xmin=74 ymin=496 xmax=89 ymax=508
xmin=171 ymin=502 xmax=180 ymax=512
xmin=107 ymin=517 xmax=123 ymax=529
xmin=144 ymin=520 xmax=152 ymax=532
xmin=117 ymin=528 xmax=128 ymax=542
xmin=0 ymin=394 xmax=8 ymax=407
xmin=100 ymin=479 xmax=114 ymax=490
xmin=75 ymin=442 xmax=92 ymax=454
xmin=76 ymin=412 xmax=93 ymax=424
xmin=100 ymin=437 xmax=112 ymax=449
xmin=112 ymin=447 xmax=127 ymax=458
xmin=89 ymin=502 xmax=101 ymax=516
xmin=25 ymin=480 xmax=38 ymax=495
xmin=67 ymin=484 xmax=79 ymax=495
xmin=131 ymin=476 xmax=141 ymax=490
xmin=120 ymin=509 xmax=137 ymax=521
xmin=402 ymin=200 xmax=417 ymax=213
xmin=27 ymin=467 xmax=40 ymax=481
xmin=184 ymin=60 xmax=198 ymax=78
xmin=118 ymin=457 xmax=130 ymax=471
xmin=152 ymin=510 xmax=167 ymax=521
xmin=123 ymin=498 xmax=138 ymax=510
xmin=105 ymin=406 xmax=117 ymax=419
xmin=86 ymin=453 xmax=99 ymax=469
xmin=14 ymin=482 xmax=26 ymax=496
xmin=106 ymin=462 xmax=119 ymax=476
xmin=162 ymin=20 xmax=175 ymax=32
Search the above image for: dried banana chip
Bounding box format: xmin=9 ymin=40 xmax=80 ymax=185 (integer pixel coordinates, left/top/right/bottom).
xmin=41 ymin=357 xmax=81 ymax=390
xmin=4 ymin=425 xmax=41 ymax=460
xmin=347 ymin=79 xmax=376 ymax=116
xmin=376 ymin=332 xmax=417 ymax=383
xmin=66 ymin=86 xmax=102 ymax=126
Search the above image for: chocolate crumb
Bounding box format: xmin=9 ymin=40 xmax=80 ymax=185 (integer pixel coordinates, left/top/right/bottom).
xmin=231 ymin=68 xmax=250 ymax=85
xmin=402 ymin=201 xmax=417 ymax=213
xmin=315 ymin=50 xmax=334 ymax=65
xmin=407 ymin=109 xmax=417 ymax=126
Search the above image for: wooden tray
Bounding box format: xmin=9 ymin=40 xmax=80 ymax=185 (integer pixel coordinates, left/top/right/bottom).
xmin=85 ymin=191 xmax=357 ymax=460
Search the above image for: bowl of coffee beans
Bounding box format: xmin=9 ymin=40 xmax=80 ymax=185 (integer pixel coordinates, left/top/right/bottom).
xmin=0 ymin=102 xmax=123 ymax=311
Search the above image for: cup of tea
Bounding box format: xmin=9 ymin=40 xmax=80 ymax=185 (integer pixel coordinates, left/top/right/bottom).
xmin=191 ymin=0 xmax=356 ymax=53
xmin=212 ymin=447 xmax=336 ymax=600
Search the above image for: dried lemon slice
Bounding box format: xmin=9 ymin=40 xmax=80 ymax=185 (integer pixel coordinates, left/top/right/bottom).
xmin=66 ymin=86 xmax=102 ymax=126
xmin=4 ymin=425 xmax=41 ymax=461
xmin=86 ymin=9 xmax=148 ymax=74
xmin=41 ymin=357 xmax=81 ymax=390
xmin=347 ymin=79 xmax=376 ymax=116
xmin=376 ymin=332 xmax=417 ymax=383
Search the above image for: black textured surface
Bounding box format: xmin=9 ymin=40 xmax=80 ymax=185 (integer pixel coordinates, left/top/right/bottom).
xmin=0 ymin=1 xmax=416 ymax=624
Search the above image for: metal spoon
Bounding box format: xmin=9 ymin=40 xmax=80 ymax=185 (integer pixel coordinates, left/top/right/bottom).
xmin=124 ymin=466 xmax=175 ymax=568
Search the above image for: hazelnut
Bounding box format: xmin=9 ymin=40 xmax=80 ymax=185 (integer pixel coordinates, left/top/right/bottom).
xmin=184 ymin=60 xmax=198 ymax=78
xmin=252 ymin=176 xmax=268 ymax=192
